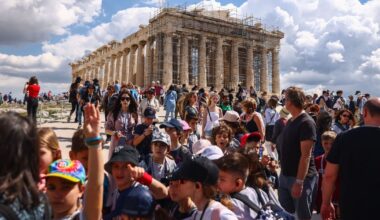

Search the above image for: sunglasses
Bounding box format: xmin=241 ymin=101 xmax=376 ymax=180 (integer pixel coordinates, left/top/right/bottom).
xmin=120 ymin=97 xmax=130 ymax=101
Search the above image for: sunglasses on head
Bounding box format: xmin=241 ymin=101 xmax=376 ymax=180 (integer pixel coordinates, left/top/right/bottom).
xmin=121 ymin=97 xmax=130 ymax=101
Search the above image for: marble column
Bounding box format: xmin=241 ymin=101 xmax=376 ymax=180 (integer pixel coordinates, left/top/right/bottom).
xmin=198 ymin=35 xmax=207 ymax=88
xmin=115 ymin=52 xmax=122 ymax=83
xmin=109 ymin=55 xmax=117 ymax=84
xmin=272 ymin=48 xmax=280 ymax=94
xmin=129 ymin=45 xmax=137 ymax=85
xmin=246 ymin=45 xmax=254 ymax=90
xmin=104 ymin=58 xmax=110 ymax=87
xmin=144 ymin=40 xmax=152 ymax=88
xmin=99 ymin=61 xmax=105 ymax=89
xmin=231 ymin=40 xmax=239 ymax=89
xmin=260 ymin=48 xmax=268 ymax=92
xmin=163 ymin=33 xmax=173 ymax=88
xmin=136 ymin=41 xmax=146 ymax=87
xmin=152 ymin=36 xmax=158 ymax=83
xmin=180 ymin=34 xmax=189 ymax=85
xmin=121 ymin=48 xmax=130 ymax=83
xmin=215 ymin=37 xmax=224 ymax=91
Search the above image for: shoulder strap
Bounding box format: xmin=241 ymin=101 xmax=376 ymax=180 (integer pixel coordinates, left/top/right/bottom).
xmin=230 ymin=192 xmax=261 ymax=213
xmin=0 ymin=204 xmax=18 ymax=220
xmin=253 ymin=187 xmax=266 ymax=206
xmin=206 ymin=107 xmax=212 ymax=121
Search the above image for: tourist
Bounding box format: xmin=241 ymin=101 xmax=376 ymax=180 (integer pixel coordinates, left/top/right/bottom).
xmin=164 ymin=85 xmax=177 ymax=122
xmin=104 ymin=146 xmax=168 ymax=217
xmin=68 ymin=76 xmax=81 ymax=123
xmin=314 ymin=111 xmax=333 ymax=157
xmin=24 ymin=76 xmax=41 ymax=124
xmin=160 ymin=118 xmax=192 ymax=165
xmin=220 ymin=94 xmax=233 ymax=114
xmin=37 ymin=127 xmax=62 ymax=191
xmin=211 ymin=124 xmax=235 ymax=154
xmin=321 ymin=98 xmax=380 ymax=220
xmin=332 ymin=90 xmax=345 ymax=111
xmin=114 ymin=80 xmax=121 ymax=93
xmin=69 ymin=129 xmax=90 ymax=172
xmin=240 ymin=99 xmax=265 ymax=141
xmin=105 ymin=90 xmax=138 ymax=158
xmin=332 ymin=109 xmax=353 ymax=134
xmin=220 ymin=110 xmax=246 ymax=149
xmin=181 ymin=91 xmax=198 ymax=119
xmin=78 ymin=83 xmax=101 ymax=129
xmin=138 ymin=87 xmax=160 ymax=118
xmin=264 ymin=97 xmax=280 ymax=142
xmin=179 ymin=119 xmax=192 ymax=146
xmin=169 ymin=156 xmax=238 ymax=219
xmin=184 ymin=106 xmax=200 ymax=153
xmin=143 ymin=132 xmax=176 ymax=184
xmin=202 ymin=92 xmax=223 ymax=139
xmin=278 ymin=86 xmax=318 ymax=220
xmin=217 ymin=152 xmax=271 ymax=219
xmin=133 ymin=107 xmax=158 ymax=159
xmin=0 ymin=112 xmax=50 ymax=218
xmin=168 ymin=179 xmax=197 ymax=219
xmin=314 ymin=131 xmax=337 ymax=214
xmin=271 ymin=107 xmax=290 ymax=157
xmin=239 ymin=132 xmax=266 ymax=157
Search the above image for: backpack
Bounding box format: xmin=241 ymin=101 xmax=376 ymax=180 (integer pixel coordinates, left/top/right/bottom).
xmin=231 ymin=188 xmax=295 ymax=220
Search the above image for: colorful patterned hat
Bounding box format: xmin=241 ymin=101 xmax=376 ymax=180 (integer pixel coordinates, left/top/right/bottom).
xmin=46 ymin=159 xmax=86 ymax=184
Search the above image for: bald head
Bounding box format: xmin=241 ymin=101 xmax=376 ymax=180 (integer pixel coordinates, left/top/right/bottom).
xmin=364 ymin=98 xmax=380 ymax=117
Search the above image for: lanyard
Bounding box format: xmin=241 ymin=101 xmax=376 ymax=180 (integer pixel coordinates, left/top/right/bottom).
xmin=193 ymin=200 xmax=210 ymax=220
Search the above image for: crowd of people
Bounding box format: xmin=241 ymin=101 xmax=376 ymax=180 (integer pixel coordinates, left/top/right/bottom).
xmin=0 ymin=75 xmax=379 ymax=220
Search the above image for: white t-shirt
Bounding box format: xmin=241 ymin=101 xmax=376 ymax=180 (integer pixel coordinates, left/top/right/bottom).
xmin=191 ymin=200 xmax=238 ymax=220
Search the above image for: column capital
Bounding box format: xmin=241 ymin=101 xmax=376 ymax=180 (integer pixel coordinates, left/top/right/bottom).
xmin=139 ymin=40 xmax=146 ymax=46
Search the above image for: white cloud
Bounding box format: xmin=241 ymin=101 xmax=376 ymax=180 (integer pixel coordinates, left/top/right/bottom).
xmin=328 ymin=53 xmax=345 ymax=63
xmin=294 ymin=31 xmax=319 ymax=48
xmin=326 ymin=40 xmax=344 ymax=51
xmin=0 ymin=0 xmax=101 ymax=44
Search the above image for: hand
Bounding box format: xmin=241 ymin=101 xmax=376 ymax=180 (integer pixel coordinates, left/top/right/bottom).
xmin=321 ymin=202 xmax=335 ymax=220
xmin=83 ymin=103 xmax=100 ymax=138
xmin=291 ymin=182 xmax=303 ymax=198
xmin=127 ymin=164 xmax=145 ymax=181
xmin=144 ymin=125 xmax=153 ymax=136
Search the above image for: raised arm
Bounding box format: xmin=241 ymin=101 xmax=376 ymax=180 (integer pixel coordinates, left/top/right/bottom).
xmin=83 ymin=103 xmax=104 ymax=220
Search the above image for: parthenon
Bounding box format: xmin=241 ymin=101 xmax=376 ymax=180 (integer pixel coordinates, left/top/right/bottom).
xmin=70 ymin=7 xmax=284 ymax=93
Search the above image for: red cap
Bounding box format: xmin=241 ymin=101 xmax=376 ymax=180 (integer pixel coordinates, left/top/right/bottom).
xmin=240 ymin=132 xmax=262 ymax=147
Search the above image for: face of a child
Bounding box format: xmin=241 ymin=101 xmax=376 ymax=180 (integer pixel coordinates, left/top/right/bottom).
xmin=215 ymin=133 xmax=229 ymax=150
xmin=165 ymin=127 xmax=179 ymax=142
xmin=144 ymin=117 xmax=154 ymax=125
xmin=112 ymin=162 xmax=133 ymax=190
xmin=322 ymin=139 xmax=333 ymax=154
xmin=218 ymin=170 xmax=239 ymax=194
xmin=152 ymin=142 xmax=168 ymax=160
xmin=40 ymin=147 xmax=54 ymax=173
xmin=169 ymin=180 xmax=196 ymax=201
xmin=245 ymin=141 xmax=260 ymax=154
xmin=70 ymin=150 xmax=89 ymax=172
xmin=187 ymin=119 xmax=197 ymax=131
xmin=46 ymin=177 xmax=83 ymax=215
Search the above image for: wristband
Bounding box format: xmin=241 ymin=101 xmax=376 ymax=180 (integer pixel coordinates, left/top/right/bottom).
xmin=85 ymin=141 xmax=102 ymax=148
xmin=295 ymin=179 xmax=304 ymax=185
xmin=137 ymin=172 xmax=153 ymax=186
xmin=85 ymin=136 xmax=102 ymax=143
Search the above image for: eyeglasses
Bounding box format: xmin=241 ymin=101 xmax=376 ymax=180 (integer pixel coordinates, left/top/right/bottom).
xmin=120 ymin=97 xmax=130 ymax=101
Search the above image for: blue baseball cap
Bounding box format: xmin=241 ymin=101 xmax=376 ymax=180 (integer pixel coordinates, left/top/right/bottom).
xmin=143 ymin=107 xmax=156 ymax=119
xmin=159 ymin=118 xmax=183 ymax=132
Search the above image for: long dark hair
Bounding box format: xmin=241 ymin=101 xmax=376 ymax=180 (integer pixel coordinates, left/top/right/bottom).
xmin=29 ymin=76 xmax=38 ymax=85
xmin=112 ymin=89 xmax=138 ymax=122
xmin=0 ymin=112 xmax=40 ymax=209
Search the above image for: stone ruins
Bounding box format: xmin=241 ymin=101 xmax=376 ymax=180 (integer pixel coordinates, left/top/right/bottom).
xmin=70 ymin=7 xmax=284 ymax=93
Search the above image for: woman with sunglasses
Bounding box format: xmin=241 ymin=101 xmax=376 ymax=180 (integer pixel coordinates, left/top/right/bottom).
xmin=106 ymin=89 xmax=138 ymax=158
xmin=332 ymin=109 xmax=353 ymax=134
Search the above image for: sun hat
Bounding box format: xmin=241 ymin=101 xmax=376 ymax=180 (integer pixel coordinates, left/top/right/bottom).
xmin=46 ymin=159 xmax=86 ymax=184
xmin=279 ymin=107 xmax=290 ymax=119
xmin=198 ymin=145 xmax=224 ymax=160
xmin=104 ymin=146 xmax=140 ymax=173
xmin=220 ymin=110 xmax=240 ymax=123
xmin=192 ymin=139 xmax=211 ymax=154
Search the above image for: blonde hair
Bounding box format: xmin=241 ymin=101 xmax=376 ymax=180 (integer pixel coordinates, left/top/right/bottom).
xmin=321 ymin=131 xmax=337 ymax=141
xmin=37 ymin=127 xmax=61 ymax=161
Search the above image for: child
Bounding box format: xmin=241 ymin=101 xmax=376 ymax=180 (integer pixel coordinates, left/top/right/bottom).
xmin=104 ymin=145 xmax=168 ymax=219
xmin=168 ymin=178 xmax=197 ymax=219
xmin=46 ymin=103 xmax=104 ymax=220
xmin=37 ymin=127 xmax=62 ymax=191
xmin=160 ymin=118 xmax=192 ymax=165
xmin=216 ymin=152 xmax=270 ymax=219
xmin=184 ymin=106 xmax=200 ymax=153
xmin=144 ymin=132 xmax=176 ymax=184
xmin=169 ymin=156 xmax=238 ymax=219
xmin=240 ymin=132 xmax=267 ymax=157
xmin=211 ymin=124 xmax=235 ymax=154
xmin=315 ymin=131 xmax=338 ymax=213
xmin=70 ymin=129 xmax=89 ymax=172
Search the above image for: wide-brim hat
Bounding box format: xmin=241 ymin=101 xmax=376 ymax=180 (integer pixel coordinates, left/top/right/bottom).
xmin=104 ymin=146 xmax=140 ymax=173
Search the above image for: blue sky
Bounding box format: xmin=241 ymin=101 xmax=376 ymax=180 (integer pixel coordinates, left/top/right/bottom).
xmin=0 ymin=0 xmax=379 ymax=98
